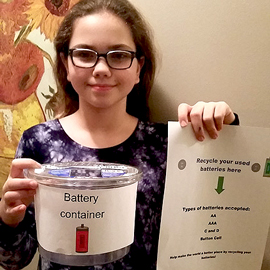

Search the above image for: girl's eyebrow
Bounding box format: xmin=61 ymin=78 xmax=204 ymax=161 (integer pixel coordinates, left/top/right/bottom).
xmin=70 ymin=44 xmax=135 ymax=51
xmin=109 ymin=44 xmax=134 ymax=50
xmin=70 ymin=44 xmax=92 ymax=49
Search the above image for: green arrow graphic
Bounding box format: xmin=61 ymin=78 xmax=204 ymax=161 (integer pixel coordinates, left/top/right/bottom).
xmin=215 ymin=176 xmax=225 ymax=194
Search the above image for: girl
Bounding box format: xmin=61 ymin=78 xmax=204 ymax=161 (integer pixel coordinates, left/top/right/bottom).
xmin=0 ymin=0 xmax=238 ymax=269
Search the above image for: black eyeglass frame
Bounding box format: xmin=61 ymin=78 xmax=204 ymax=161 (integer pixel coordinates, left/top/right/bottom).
xmin=68 ymin=48 xmax=139 ymax=70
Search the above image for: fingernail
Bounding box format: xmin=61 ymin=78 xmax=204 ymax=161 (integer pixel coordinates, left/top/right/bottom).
xmin=30 ymin=180 xmax=37 ymax=189
xmin=180 ymin=121 xmax=187 ymax=127
xmin=198 ymin=136 xmax=205 ymax=141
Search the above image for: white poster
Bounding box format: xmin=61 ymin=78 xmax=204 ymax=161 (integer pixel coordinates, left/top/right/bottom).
xmin=157 ymin=122 xmax=270 ymax=270
xmin=35 ymin=183 xmax=138 ymax=255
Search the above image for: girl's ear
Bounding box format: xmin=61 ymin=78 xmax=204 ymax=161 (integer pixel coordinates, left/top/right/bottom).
xmin=135 ymin=56 xmax=145 ymax=84
xmin=138 ymin=56 xmax=145 ymax=70
xmin=60 ymin=52 xmax=70 ymax=81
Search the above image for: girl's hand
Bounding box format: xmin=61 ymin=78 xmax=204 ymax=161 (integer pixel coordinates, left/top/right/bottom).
xmin=178 ymin=101 xmax=235 ymax=141
xmin=0 ymin=159 xmax=41 ymax=227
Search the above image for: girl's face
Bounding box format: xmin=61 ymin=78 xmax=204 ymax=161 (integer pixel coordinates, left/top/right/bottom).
xmin=63 ymin=12 xmax=143 ymax=111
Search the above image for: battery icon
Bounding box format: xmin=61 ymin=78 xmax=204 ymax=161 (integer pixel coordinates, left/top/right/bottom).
xmin=76 ymin=224 xmax=89 ymax=253
xmin=263 ymin=158 xmax=270 ymax=177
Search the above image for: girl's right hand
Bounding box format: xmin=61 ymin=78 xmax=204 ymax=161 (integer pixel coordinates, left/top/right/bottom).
xmin=0 ymin=159 xmax=41 ymax=227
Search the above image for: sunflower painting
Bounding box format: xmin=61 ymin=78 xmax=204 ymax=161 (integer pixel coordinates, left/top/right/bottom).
xmin=0 ymin=0 xmax=80 ymax=191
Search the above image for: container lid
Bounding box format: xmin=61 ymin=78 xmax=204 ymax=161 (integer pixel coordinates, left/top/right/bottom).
xmin=24 ymin=162 xmax=142 ymax=189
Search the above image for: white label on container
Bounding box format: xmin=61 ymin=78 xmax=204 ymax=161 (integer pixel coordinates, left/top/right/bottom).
xmin=35 ymin=183 xmax=138 ymax=255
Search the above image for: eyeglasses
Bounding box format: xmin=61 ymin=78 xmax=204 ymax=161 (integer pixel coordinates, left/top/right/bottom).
xmin=68 ymin=48 xmax=138 ymax=70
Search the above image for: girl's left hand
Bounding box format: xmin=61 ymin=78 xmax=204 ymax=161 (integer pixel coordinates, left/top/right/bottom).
xmin=178 ymin=101 xmax=235 ymax=141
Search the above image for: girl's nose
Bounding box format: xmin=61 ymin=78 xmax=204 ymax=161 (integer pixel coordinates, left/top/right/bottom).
xmin=92 ymin=57 xmax=112 ymax=77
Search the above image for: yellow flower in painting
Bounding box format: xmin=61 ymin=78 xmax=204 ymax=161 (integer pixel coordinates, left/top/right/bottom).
xmin=0 ymin=93 xmax=45 ymax=190
xmin=25 ymin=0 xmax=79 ymax=41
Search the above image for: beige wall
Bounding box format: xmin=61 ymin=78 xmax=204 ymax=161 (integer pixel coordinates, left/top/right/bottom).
xmin=130 ymin=0 xmax=270 ymax=129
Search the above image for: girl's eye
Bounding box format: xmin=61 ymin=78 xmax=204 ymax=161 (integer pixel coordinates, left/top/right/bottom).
xmin=110 ymin=52 xmax=130 ymax=61
xmin=74 ymin=50 xmax=96 ymax=62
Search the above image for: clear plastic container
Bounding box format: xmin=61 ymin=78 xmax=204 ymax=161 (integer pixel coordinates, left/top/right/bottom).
xmin=25 ymin=162 xmax=142 ymax=266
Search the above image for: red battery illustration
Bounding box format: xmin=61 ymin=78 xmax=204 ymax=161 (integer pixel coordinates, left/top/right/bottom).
xmin=76 ymin=224 xmax=89 ymax=253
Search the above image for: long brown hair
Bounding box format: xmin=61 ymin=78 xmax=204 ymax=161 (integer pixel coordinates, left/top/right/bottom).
xmin=53 ymin=0 xmax=156 ymax=121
